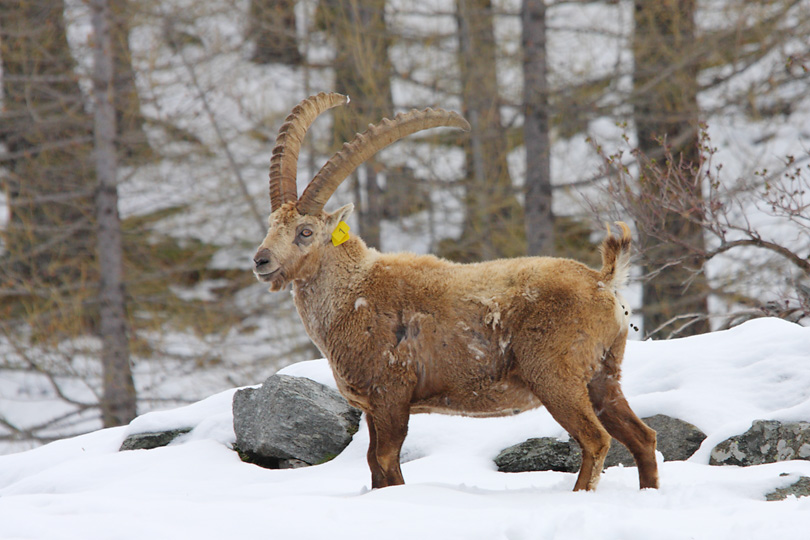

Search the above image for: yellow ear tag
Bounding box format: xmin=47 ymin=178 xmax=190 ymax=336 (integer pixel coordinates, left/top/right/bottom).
xmin=331 ymin=221 xmax=350 ymax=246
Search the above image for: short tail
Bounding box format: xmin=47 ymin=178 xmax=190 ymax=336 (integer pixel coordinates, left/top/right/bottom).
xmin=599 ymin=221 xmax=632 ymax=291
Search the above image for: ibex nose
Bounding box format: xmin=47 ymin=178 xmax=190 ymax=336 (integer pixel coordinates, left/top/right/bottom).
xmin=253 ymin=248 xmax=272 ymax=269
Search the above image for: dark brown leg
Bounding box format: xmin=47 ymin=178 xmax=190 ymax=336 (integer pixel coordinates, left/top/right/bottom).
xmin=588 ymin=339 xmax=659 ymax=489
xmin=589 ymin=374 xmax=659 ymax=488
xmin=365 ymin=415 xmax=386 ymax=488
xmin=366 ymin=401 xmax=410 ymax=488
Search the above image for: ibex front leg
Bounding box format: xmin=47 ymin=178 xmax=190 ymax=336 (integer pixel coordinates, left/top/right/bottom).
xmin=366 ymin=400 xmax=410 ymax=488
xmin=365 ymin=415 xmax=385 ymax=488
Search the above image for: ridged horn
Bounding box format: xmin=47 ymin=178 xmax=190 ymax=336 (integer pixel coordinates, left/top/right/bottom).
xmin=269 ymin=92 xmax=349 ymax=211
xmin=296 ymin=108 xmax=470 ymax=215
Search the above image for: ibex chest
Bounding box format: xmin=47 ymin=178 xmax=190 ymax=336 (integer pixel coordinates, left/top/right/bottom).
xmin=290 ymin=284 xmax=337 ymax=354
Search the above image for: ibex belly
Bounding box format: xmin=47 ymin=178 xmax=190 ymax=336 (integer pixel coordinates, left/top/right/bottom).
xmin=410 ymin=374 xmax=542 ymax=417
xmin=403 ymin=314 xmax=542 ymax=416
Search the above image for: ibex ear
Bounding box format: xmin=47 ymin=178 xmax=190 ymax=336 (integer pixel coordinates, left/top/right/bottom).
xmin=324 ymin=203 xmax=354 ymax=245
xmin=328 ymin=203 xmax=354 ymax=225
xmin=324 ymin=203 xmax=354 ymax=246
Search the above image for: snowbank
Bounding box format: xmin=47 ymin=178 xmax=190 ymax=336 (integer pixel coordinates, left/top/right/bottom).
xmin=1 ymin=318 xmax=809 ymax=539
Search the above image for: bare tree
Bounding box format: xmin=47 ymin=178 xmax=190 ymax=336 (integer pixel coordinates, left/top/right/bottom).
xmin=522 ymin=0 xmax=553 ymax=256
xmin=632 ymin=0 xmax=710 ymax=336
xmin=0 ymin=0 xmax=96 ymax=329
xmin=597 ymin=131 xmax=810 ymax=335
xmin=318 ymin=0 xmax=393 ymax=249
xmin=449 ymin=0 xmax=525 ymax=261
xmin=0 ymin=0 xmax=147 ymax=304
xmin=0 ymin=0 xmax=144 ymax=440
xmin=91 ymin=0 xmax=137 ymax=426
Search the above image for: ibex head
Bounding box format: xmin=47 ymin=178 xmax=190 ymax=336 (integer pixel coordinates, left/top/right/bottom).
xmin=253 ymin=92 xmax=470 ymax=291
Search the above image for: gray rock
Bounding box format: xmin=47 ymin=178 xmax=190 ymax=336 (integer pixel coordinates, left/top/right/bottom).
xmin=765 ymin=475 xmax=810 ymax=501
xmin=495 ymin=415 xmax=706 ymax=473
xmin=709 ymin=420 xmax=810 ymax=466
xmin=119 ymin=428 xmax=192 ymax=451
xmin=232 ymin=374 xmax=361 ymax=468
xmin=495 ymin=437 xmax=582 ymax=473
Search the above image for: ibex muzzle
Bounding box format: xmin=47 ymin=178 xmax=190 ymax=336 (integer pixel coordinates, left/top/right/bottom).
xmin=252 ymin=248 xmax=275 ymax=279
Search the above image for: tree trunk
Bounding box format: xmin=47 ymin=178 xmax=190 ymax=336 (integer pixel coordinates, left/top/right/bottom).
xmin=452 ymin=0 xmax=525 ymax=261
xmin=632 ymin=0 xmax=710 ymax=336
xmin=91 ymin=0 xmax=137 ymax=426
xmin=248 ymin=0 xmax=302 ymax=65
xmin=522 ymin=0 xmax=554 ymax=256
xmin=360 ymin=163 xmax=384 ymax=250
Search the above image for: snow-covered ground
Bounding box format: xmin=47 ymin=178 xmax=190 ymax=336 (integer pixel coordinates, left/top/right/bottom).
xmin=1 ymin=317 xmax=808 ymax=539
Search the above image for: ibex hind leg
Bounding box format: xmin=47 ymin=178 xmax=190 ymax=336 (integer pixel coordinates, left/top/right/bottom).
xmin=525 ymin=368 xmax=612 ymax=491
xmin=588 ymin=338 xmax=659 ymax=489
xmin=590 ymin=382 xmax=658 ymax=489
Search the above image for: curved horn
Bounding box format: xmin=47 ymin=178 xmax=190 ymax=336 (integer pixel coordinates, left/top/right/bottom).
xmin=269 ymin=92 xmax=349 ymax=211
xmin=296 ymin=108 xmax=470 ymax=215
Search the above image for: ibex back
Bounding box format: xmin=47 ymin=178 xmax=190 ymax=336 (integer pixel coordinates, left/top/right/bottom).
xmin=253 ymin=93 xmax=659 ymax=491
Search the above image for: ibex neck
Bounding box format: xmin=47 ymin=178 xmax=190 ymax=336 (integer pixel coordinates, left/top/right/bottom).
xmin=291 ymin=236 xmax=375 ymax=350
xmin=317 ymin=235 xmax=373 ymax=288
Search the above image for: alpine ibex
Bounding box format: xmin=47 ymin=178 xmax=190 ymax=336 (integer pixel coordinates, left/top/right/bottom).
xmin=253 ymin=93 xmax=658 ymax=491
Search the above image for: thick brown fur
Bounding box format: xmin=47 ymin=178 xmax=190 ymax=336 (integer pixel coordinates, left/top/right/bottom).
xmin=254 ymin=204 xmax=658 ymax=491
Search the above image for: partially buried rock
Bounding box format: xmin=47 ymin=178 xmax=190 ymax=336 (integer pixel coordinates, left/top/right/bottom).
xmin=232 ymin=374 xmax=361 ymax=468
xmin=495 ymin=437 xmax=582 ymax=473
xmin=710 ymin=420 xmax=810 ymax=466
xmin=120 ymin=428 xmax=193 ymax=451
xmin=765 ymin=475 xmax=810 ymax=501
xmin=495 ymin=415 xmax=706 ymax=473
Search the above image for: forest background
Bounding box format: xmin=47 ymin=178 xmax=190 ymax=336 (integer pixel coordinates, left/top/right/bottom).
xmin=1 ymin=0 xmax=808 ymax=453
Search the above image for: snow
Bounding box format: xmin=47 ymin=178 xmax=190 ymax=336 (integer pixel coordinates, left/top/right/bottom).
xmin=1 ymin=318 xmax=809 ymax=539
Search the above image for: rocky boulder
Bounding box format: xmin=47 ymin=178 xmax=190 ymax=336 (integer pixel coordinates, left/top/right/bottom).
xmin=495 ymin=414 xmax=706 ymax=473
xmin=232 ymin=374 xmax=362 ymax=468
xmin=709 ymin=420 xmax=810 ymax=466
